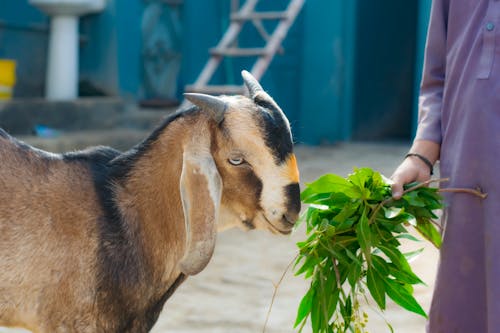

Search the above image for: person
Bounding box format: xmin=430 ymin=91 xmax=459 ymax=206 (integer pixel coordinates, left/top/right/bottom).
xmin=390 ymin=0 xmax=499 ymax=332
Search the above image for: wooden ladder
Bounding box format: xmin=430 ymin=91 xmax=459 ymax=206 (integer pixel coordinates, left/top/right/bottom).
xmin=184 ymin=0 xmax=304 ymax=96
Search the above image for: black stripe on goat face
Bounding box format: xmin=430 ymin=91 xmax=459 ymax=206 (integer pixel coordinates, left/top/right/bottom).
xmin=249 ymin=97 xmax=301 ymax=233
xmin=284 ymin=183 xmax=301 ymax=219
xmin=254 ymin=98 xmax=293 ymax=164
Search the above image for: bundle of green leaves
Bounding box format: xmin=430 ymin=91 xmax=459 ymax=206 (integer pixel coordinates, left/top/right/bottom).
xmin=294 ymin=168 xmax=443 ymax=333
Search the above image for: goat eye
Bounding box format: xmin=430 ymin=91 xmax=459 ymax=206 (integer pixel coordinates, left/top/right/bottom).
xmin=228 ymin=157 xmax=244 ymax=166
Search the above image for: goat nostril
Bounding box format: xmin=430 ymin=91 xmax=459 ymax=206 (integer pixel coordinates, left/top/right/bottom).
xmin=272 ymin=209 xmax=278 ymax=216
xmin=283 ymin=213 xmax=297 ymax=226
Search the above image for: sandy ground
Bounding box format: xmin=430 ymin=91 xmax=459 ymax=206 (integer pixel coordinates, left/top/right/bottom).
xmin=0 ymin=142 xmax=440 ymax=333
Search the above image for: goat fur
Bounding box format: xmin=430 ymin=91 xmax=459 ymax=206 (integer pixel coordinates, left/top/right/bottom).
xmin=0 ymin=72 xmax=301 ymax=332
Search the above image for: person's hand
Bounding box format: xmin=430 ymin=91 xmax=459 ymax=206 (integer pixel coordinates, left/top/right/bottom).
xmin=391 ymin=155 xmax=433 ymax=200
xmin=391 ymin=140 xmax=439 ymax=199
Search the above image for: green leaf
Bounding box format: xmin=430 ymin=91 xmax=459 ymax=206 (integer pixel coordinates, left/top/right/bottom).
xmin=335 ymin=216 xmax=357 ymax=232
xmin=369 ymin=223 xmax=382 ymax=248
xmin=377 ymin=246 xmax=424 ymax=285
xmin=301 ymin=174 xmax=359 ymax=199
xmin=392 ymin=223 xmax=408 ymax=233
xmin=384 ymin=206 xmax=404 ymax=219
xmin=300 ymin=192 xmax=333 ymax=205
xmin=384 ymin=279 xmax=427 ymax=318
xmin=400 ymin=213 xmax=417 ymax=226
xmin=347 ymin=260 xmax=362 ymax=288
xmin=294 ymin=288 xmax=313 ymax=328
xmin=294 ymin=169 xmax=443 ymax=332
xmin=326 ymin=284 xmax=340 ymax=319
xmin=295 ymin=255 xmax=319 ymax=277
xmin=407 ymin=207 xmax=436 ymax=219
xmin=372 ymin=254 xmax=390 ymax=276
xmin=310 ymin=288 xmax=321 ymax=333
xmin=396 ymin=233 xmax=421 ymax=242
xmin=356 ymin=211 xmax=372 ymax=263
xmin=322 ymin=192 xmax=352 ymax=207
xmin=367 ymin=266 xmax=386 ymax=309
xmin=378 ymin=244 xmax=412 ymax=273
xmin=332 ymin=202 xmax=360 ymax=223
xmin=415 ymin=218 xmax=442 ymax=248
xmin=403 ymin=248 xmax=425 ymax=263
xmin=342 ymin=246 xmax=362 ymax=265
xmin=348 ymin=167 xmax=373 ymax=189
xmin=402 ymin=191 xmax=426 ymax=207
xmin=339 ymin=296 xmax=353 ymax=329
xmin=319 ymin=241 xmax=350 ymax=266
xmin=387 ymin=263 xmax=424 ymax=285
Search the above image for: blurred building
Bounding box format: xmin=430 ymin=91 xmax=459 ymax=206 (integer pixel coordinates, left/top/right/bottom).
xmin=0 ymin=0 xmax=432 ymax=145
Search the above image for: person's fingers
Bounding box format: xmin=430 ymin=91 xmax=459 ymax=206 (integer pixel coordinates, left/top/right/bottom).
xmin=391 ymin=173 xmax=406 ymax=200
xmin=390 ymin=161 xmax=417 ymax=200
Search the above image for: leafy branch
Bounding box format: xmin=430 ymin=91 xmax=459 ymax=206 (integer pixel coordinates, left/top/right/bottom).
xmin=261 ymin=169 xmax=487 ymax=333
xmin=294 ymin=168 xmax=445 ymax=333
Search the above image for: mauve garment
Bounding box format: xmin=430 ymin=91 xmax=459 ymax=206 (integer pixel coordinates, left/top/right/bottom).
xmin=415 ymin=0 xmax=500 ymax=332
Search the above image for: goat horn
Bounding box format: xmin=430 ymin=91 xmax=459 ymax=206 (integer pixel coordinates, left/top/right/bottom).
xmin=241 ymin=70 xmax=264 ymax=98
xmin=184 ymin=93 xmax=226 ymax=124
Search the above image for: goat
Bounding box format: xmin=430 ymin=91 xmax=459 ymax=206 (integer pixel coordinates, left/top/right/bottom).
xmin=0 ymin=71 xmax=301 ymax=332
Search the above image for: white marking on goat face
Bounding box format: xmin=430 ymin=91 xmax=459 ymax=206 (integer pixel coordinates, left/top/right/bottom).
xmin=213 ymin=96 xmax=301 ymax=234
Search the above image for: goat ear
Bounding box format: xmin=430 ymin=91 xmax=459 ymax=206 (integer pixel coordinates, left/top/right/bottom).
xmin=178 ymin=150 xmax=222 ymax=275
xmin=184 ymin=93 xmax=226 ymax=124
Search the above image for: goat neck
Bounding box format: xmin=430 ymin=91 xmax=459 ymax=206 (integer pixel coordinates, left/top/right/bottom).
xmin=110 ymin=109 xmax=219 ymax=281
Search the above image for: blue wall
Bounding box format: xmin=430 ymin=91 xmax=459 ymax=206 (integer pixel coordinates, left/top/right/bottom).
xmin=181 ymin=0 xmax=303 ymax=138
xmin=181 ymin=0 xmax=229 ymax=88
xmin=80 ymin=0 xmax=142 ymax=98
xmin=351 ymin=0 xmax=419 ymax=140
xmin=413 ymin=0 xmax=432 ymax=134
xmin=0 ymin=0 xmax=48 ymax=97
xmin=1 ymin=0 xmax=433 ymax=144
xmin=298 ymin=0 xmax=357 ymax=145
xmin=182 ymin=0 xmax=357 ymax=145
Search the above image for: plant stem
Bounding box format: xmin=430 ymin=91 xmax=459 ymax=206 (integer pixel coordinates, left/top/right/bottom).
xmin=298 ymin=314 xmax=309 ymax=332
xmin=404 ymin=178 xmax=450 ymax=192
xmin=404 ymin=177 xmax=488 ymax=199
xmin=368 ymin=178 xmax=487 ymax=226
xmin=439 ymin=187 xmax=488 ymax=199
xmin=428 ymin=218 xmax=443 ymax=231
xmin=262 ymin=253 xmax=298 ymax=333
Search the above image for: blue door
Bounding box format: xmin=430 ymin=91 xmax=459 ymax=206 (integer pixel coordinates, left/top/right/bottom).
xmin=140 ymin=1 xmax=183 ymax=106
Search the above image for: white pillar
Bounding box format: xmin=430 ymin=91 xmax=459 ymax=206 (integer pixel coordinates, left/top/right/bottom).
xmin=46 ymin=15 xmax=78 ymax=100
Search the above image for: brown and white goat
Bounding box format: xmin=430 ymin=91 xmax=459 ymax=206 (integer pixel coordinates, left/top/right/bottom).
xmin=0 ymin=71 xmax=300 ymax=332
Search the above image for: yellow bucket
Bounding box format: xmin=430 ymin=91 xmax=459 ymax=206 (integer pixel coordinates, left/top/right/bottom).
xmin=0 ymin=59 xmax=17 ymax=100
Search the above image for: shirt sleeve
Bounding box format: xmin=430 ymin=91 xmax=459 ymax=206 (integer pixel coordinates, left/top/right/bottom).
xmin=414 ymin=0 xmax=448 ymax=143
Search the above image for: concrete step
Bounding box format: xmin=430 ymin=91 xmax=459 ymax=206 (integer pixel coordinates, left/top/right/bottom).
xmin=117 ymin=108 xmax=172 ymax=131
xmin=0 ymin=97 xmax=126 ymax=135
xmin=0 ymin=98 xmax=177 ymax=135
xmin=19 ymin=128 xmax=152 ymax=153
xmin=0 ymin=97 xmax=180 ymax=153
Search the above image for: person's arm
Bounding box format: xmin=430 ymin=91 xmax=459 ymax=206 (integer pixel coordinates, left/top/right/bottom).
xmin=391 ymin=0 xmax=447 ymax=199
